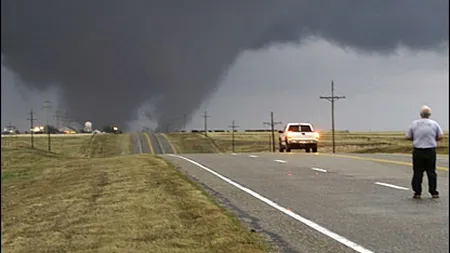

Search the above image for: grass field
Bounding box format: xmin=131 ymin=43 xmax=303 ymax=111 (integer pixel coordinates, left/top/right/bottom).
xmin=166 ymin=133 xmax=221 ymax=153
xmin=166 ymin=131 xmax=449 ymax=154
xmin=1 ymin=134 xmax=270 ymax=253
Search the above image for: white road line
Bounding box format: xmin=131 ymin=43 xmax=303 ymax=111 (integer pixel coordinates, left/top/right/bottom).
xmin=375 ymin=182 xmax=409 ymax=191
xmin=231 ymin=153 xmax=238 ymax=156
xmin=312 ymin=167 xmax=327 ymax=173
xmin=274 ymin=159 xmax=287 ymax=163
xmin=249 ymin=155 xmax=258 ymax=158
xmin=168 ymin=154 xmax=374 ymax=253
xmin=136 ymin=134 xmax=143 ymax=154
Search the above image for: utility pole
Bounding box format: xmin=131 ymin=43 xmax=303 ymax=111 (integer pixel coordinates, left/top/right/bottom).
xmin=228 ymin=120 xmax=239 ymax=153
xmin=27 ymin=109 xmax=36 ymax=149
xmin=202 ymin=111 xmax=210 ymax=136
xmin=43 ymin=100 xmax=52 ymax=152
xmin=183 ymin=114 xmax=187 ymax=132
xmin=320 ymin=80 xmax=346 ymax=153
xmin=263 ymin=111 xmax=282 ymax=152
xmin=262 ymin=122 xmax=271 ymax=152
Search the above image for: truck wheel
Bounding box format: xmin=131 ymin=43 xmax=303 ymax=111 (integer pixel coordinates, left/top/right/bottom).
xmin=312 ymin=146 xmax=318 ymax=153
xmin=305 ymin=148 xmax=311 ymax=153
xmin=286 ymin=144 xmax=291 ymax=152
xmin=279 ymin=139 xmax=284 ymax=152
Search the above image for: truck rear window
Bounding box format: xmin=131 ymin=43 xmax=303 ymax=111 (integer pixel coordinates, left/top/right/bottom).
xmin=288 ymin=125 xmax=312 ymax=132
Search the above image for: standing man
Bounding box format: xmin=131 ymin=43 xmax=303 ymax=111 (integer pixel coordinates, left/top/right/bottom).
xmin=406 ymin=105 xmax=444 ymax=199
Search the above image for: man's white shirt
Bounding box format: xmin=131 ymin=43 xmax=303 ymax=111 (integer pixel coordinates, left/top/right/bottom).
xmin=407 ymin=118 xmax=443 ymax=148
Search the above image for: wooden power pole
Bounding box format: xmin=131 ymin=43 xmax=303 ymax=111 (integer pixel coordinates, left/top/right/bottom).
xmin=202 ymin=111 xmax=210 ymax=136
xmin=320 ymin=81 xmax=346 ymax=153
xmin=228 ymin=120 xmax=239 ymax=153
xmin=264 ymin=111 xmax=282 ymax=152
xmin=27 ymin=109 xmax=36 ymax=149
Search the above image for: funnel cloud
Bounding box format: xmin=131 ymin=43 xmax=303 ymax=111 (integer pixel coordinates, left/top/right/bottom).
xmin=1 ymin=0 xmax=448 ymax=130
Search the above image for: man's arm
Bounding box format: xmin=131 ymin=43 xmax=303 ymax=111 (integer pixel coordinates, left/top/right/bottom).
xmin=436 ymin=123 xmax=444 ymax=141
xmin=406 ymin=124 xmax=414 ymax=141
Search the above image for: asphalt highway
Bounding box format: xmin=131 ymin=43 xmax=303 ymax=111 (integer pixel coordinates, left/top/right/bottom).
xmin=131 ymin=132 xmax=175 ymax=155
xmin=164 ymin=152 xmax=449 ymax=253
xmin=132 ymin=133 xmax=449 ymax=253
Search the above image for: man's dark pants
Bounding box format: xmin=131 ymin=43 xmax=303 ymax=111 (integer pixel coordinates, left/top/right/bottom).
xmin=412 ymin=147 xmax=438 ymax=195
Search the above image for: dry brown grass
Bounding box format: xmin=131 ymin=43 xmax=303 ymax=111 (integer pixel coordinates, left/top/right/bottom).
xmin=88 ymin=134 xmax=132 ymax=158
xmin=166 ymin=133 xmax=221 ymax=154
xmin=1 ymin=134 xmax=93 ymax=157
xmin=1 ymin=134 xmax=269 ymax=253
xmin=168 ymin=131 xmax=449 ymax=154
xmin=1 ymin=134 xmax=132 ymax=158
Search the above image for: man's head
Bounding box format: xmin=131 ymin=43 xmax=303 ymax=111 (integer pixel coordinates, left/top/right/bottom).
xmin=420 ymin=105 xmax=432 ymax=118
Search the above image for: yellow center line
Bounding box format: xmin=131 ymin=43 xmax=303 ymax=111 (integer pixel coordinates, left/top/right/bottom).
xmin=161 ymin=133 xmax=177 ymax=154
xmin=373 ymin=152 xmax=448 ymax=158
xmin=309 ymin=153 xmax=448 ymax=172
xmin=143 ymin=132 xmax=155 ymax=155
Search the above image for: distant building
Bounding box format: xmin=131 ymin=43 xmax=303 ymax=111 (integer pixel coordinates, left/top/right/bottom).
xmin=84 ymin=121 xmax=93 ymax=133
xmin=3 ymin=125 xmax=19 ymax=134
xmin=31 ymin=126 xmax=45 ymax=134
xmin=59 ymin=126 xmax=78 ymax=134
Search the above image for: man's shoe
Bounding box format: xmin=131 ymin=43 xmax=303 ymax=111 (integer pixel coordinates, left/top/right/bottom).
xmin=413 ymin=194 xmax=421 ymax=199
xmin=431 ymin=194 xmax=439 ymax=198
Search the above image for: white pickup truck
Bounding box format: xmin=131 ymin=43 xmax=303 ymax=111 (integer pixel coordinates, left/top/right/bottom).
xmin=278 ymin=122 xmax=319 ymax=153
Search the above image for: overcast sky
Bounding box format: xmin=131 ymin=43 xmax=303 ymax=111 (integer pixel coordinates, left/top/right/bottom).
xmin=1 ymin=1 xmax=448 ymax=132
xmin=189 ymin=38 xmax=449 ymax=132
xmin=3 ymin=37 xmax=448 ymax=132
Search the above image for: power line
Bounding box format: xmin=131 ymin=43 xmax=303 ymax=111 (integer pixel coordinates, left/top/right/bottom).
xmin=27 ymin=109 xmax=37 ymax=149
xmin=262 ymin=122 xmax=272 ymax=152
xmin=320 ymin=80 xmax=346 ymax=153
xmin=263 ymin=111 xmax=282 ymax=152
xmin=228 ymin=120 xmax=239 ymax=153
xmin=202 ymin=111 xmax=211 ymax=136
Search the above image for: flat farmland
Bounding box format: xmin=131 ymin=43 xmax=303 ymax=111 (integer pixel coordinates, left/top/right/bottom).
xmin=199 ymin=131 xmax=449 ymax=154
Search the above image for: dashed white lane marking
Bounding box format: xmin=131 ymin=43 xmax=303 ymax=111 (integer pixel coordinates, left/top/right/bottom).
xmin=231 ymin=153 xmax=238 ymax=156
xmin=249 ymin=155 xmax=258 ymax=158
xmin=312 ymin=167 xmax=327 ymax=173
xmin=274 ymin=159 xmax=287 ymax=163
xmin=375 ymin=182 xmax=409 ymax=191
xmin=168 ymin=154 xmax=374 ymax=253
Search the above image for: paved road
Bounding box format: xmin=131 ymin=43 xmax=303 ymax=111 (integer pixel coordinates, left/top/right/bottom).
xmin=131 ymin=132 xmax=175 ymax=155
xmin=162 ymin=152 xmax=449 ymax=253
xmin=346 ymin=153 xmax=449 ymax=169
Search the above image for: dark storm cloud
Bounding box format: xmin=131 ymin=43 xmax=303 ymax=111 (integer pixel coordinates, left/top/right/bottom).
xmin=1 ymin=0 xmax=448 ymax=130
xmin=251 ymin=1 xmax=449 ymax=52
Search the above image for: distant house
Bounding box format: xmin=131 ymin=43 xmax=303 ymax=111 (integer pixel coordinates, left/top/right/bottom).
xmin=59 ymin=126 xmax=78 ymax=134
xmin=3 ymin=125 xmax=19 ymax=134
xmin=31 ymin=126 xmax=45 ymax=134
